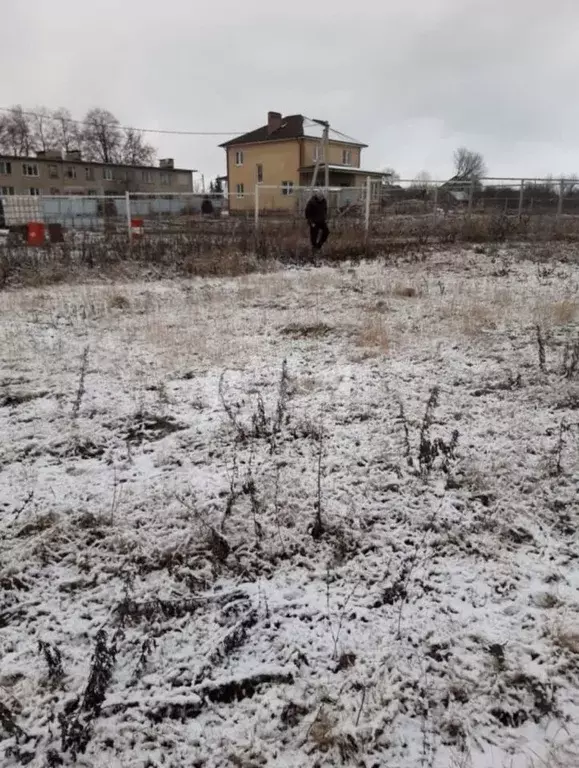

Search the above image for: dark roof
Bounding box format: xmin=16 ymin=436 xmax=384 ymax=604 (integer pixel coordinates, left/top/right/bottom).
xmin=220 ymin=114 xmax=305 ymax=147
xmin=0 ymin=153 xmax=194 ymax=173
xmin=220 ymin=115 xmax=366 ymax=148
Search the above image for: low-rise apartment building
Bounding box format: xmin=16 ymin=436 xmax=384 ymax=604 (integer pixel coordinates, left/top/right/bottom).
xmin=0 ymin=152 xmax=195 ymax=196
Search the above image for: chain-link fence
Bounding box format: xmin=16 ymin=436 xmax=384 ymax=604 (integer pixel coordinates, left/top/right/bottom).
xmin=2 ymin=177 xmax=579 ymax=246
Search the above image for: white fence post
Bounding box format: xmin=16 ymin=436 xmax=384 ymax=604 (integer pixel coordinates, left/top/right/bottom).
xmin=125 ymin=191 xmax=132 ymax=241
xmin=518 ymin=179 xmax=525 ymax=220
xmin=364 ymin=176 xmax=371 ymax=236
xmin=254 ymin=184 xmax=259 ymax=231
xmin=433 ymin=184 xmax=439 ymax=225
xmin=557 ymin=178 xmax=564 ymax=218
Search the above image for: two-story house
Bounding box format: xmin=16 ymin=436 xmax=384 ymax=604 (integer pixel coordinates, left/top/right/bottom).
xmin=220 ymin=111 xmax=383 ymax=212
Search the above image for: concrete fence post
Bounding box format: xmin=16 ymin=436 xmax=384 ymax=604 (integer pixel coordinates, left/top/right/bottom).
xmin=125 ymin=191 xmax=132 ymax=241
xmin=557 ymin=178 xmax=564 ymax=218
xmin=468 ymin=178 xmax=475 ymax=214
xmin=364 ymin=176 xmax=371 ymax=236
xmin=518 ymin=179 xmax=525 ymax=220
xmin=433 ymin=184 xmax=439 ymax=225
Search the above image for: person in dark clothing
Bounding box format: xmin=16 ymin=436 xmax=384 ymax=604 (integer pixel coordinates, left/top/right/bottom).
xmin=201 ymin=196 xmax=214 ymax=215
xmin=305 ymin=189 xmax=329 ymax=251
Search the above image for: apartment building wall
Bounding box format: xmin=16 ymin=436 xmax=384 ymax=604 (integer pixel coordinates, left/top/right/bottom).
xmin=0 ymin=156 xmax=193 ymax=196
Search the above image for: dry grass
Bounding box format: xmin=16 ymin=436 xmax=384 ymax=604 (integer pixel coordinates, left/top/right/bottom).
xmin=391 ymin=283 xmax=420 ymax=299
xmin=355 ymin=312 xmax=391 ymax=354
xmin=551 ymin=299 xmax=579 ymax=325
xmin=552 ymin=624 xmax=579 ymax=655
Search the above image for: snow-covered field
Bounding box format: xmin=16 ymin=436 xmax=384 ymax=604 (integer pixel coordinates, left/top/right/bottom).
xmin=1 ymin=247 xmax=578 ymax=767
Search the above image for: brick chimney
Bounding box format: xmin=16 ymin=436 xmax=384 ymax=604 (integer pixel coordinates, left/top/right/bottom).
xmin=267 ymin=111 xmax=282 ymax=135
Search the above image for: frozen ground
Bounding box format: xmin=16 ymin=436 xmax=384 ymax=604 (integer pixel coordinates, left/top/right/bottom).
xmin=0 ymin=247 xmax=578 ymax=767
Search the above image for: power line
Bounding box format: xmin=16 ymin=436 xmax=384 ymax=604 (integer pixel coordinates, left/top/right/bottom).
xmin=302 ymin=116 xmax=365 ymax=145
xmin=0 ymin=106 xmax=244 ymax=137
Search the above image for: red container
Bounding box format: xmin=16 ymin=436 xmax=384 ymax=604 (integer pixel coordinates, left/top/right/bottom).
xmin=27 ymin=222 xmax=45 ymax=246
xmin=131 ymin=218 xmax=144 ymax=238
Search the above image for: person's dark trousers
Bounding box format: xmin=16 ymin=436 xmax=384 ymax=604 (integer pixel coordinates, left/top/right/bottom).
xmin=309 ymin=221 xmax=330 ymax=250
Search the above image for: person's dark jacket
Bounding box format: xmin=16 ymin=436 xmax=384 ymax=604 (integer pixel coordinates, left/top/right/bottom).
xmin=305 ymin=195 xmax=327 ymax=224
xmin=201 ymin=197 xmax=214 ymax=215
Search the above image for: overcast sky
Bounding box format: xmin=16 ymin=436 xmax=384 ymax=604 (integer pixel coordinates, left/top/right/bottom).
xmin=3 ymin=0 xmax=579 ymax=181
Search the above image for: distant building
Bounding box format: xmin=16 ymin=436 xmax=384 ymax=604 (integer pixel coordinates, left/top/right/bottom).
xmin=0 ymin=152 xmax=195 ymax=196
xmin=220 ymin=111 xmax=384 ymax=212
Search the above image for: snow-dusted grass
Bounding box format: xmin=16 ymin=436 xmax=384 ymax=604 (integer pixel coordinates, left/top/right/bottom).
xmin=1 ymin=247 xmax=579 ymax=767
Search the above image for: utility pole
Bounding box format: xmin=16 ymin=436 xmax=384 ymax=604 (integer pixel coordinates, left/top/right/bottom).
xmin=310 ymin=119 xmax=330 ymax=193
xmin=323 ymin=122 xmax=330 ymax=192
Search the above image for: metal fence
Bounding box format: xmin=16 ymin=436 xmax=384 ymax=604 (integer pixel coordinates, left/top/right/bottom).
xmin=2 ymin=177 xmax=579 ymax=244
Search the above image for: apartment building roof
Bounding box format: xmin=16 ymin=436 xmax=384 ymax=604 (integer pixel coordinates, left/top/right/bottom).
xmin=0 ymin=153 xmax=195 ymax=173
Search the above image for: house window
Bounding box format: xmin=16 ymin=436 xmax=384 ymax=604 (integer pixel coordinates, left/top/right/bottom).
xmin=22 ymin=163 xmax=39 ymax=177
xmin=281 ymin=181 xmax=294 ymax=196
xmin=235 ymin=150 xmax=244 ymax=166
xmin=103 ymin=168 xmax=113 ymax=181
xmin=65 ymin=166 xmax=77 ymax=179
xmin=160 ymin=172 xmax=170 ymax=186
xmin=85 ymin=167 xmax=95 ymax=181
xmin=27 ymin=188 xmax=41 ymax=196
xmin=236 ymin=183 xmax=245 ymax=198
xmin=49 ymin=187 xmax=60 ymax=195
xmin=142 ymin=170 xmax=153 ymax=183
xmin=0 ymin=186 xmax=14 ymax=195
xmin=48 ymin=164 xmax=59 ymax=179
xmin=256 ymin=164 xmax=263 ymax=183
xmin=87 ymin=189 xmax=97 ymax=196
xmin=0 ymin=161 xmax=12 ymax=175
xmin=342 ymin=149 xmax=352 ymax=166
xmin=312 ymin=146 xmax=320 ymax=162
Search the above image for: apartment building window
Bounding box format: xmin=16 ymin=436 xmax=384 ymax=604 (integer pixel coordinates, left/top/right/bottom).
xmin=103 ymin=168 xmax=113 ymax=181
xmin=65 ymin=166 xmax=77 ymax=179
xmin=87 ymin=189 xmax=97 ymax=196
xmin=85 ymin=167 xmax=95 ymax=181
xmin=48 ymin=164 xmax=59 ymax=179
xmin=236 ymin=183 xmax=245 ymax=198
xmin=256 ymin=164 xmax=263 ymax=183
xmin=22 ymin=163 xmax=39 ymax=177
xmin=49 ymin=187 xmax=60 ymax=195
xmin=28 ymin=188 xmax=41 ymax=196
xmin=0 ymin=186 xmax=14 ymax=195
xmin=235 ymin=150 xmax=244 ymax=166
xmin=342 ymin=149 xmax=352 ymax=166
xmin=160 ymin=172 xmax=170 ymax=186
xmin=0 ymin=161 xmax=13 ymax=175
xmin=142 ymin=170 xmax=153 ymax=183
xmin=281 ymin=181 xmax=294 ymax=196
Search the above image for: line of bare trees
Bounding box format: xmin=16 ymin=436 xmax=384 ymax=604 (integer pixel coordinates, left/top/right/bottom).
xmin=0 ymin=105 xmax=156 ymax=165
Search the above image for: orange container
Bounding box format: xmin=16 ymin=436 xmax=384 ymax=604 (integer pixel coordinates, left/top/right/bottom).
xmin=131 ymin=218 xmax=144 ymax=238
xmin=27 ymin=222 xmax=45 ymax=246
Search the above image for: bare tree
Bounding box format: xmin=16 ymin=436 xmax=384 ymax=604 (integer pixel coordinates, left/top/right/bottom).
xmin=0 ymin=106 xmax=36 ymax=156
xmin=381 ymin=166 xmax=400 ymax=184
xmin=81 ymin=108 xmax=123 ymax=163
xmin=411 ymin=170 xmax=432 ymax=190
xmin=51 ymin=108 xmax=81 ymax=154
xmin=121 ymin=127 xmax=155 ymax=166
xmin=453 ymin=147 xmax=487 ymax=180
xmin=30 ymin=106 xmax=57 ymax=152
xmin=560 ymin=174 xmax=579 ymax=195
